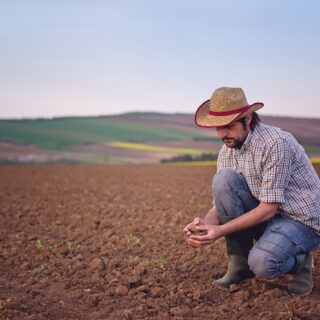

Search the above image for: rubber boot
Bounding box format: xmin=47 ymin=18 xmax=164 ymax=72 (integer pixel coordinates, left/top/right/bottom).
xmin=213 ymin=216 xmax=254 ymax=287
xmin=288 ymin=253 xmax=313 ymax=295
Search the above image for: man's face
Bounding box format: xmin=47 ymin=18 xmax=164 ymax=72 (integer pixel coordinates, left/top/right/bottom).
xmin=215 ymin=117 xmax=250 ymax=149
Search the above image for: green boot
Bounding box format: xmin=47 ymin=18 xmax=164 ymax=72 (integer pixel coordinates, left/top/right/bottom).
xmin=288 ymin=253 xmax=313 ymax=295
xmin=213 ymin=216 xmax=254 ymax=288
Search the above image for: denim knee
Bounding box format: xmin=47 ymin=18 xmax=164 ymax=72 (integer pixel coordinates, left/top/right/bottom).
xmin=212 ymin=169 xmax=259 ymax=217
xmin=248 ymin=247 xmax=278 ymax=279
xmin=212 ymin=169 xmax=241 ymax=198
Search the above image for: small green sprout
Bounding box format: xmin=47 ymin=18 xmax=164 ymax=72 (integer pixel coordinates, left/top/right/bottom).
xmin=47 ymin=244 xmax=55 ymax=252
xmin=145 ymin=256 xmax=167 ymax=267
xmin=66 ymin=241 xmax=72 ymax=252
xmin=125 ymin=234 xmax=140 ymax=247
xmin=35 ymin=239 xmax=45 ymax=251
xmin=197 ymin=203 xmax=208 ymax=209
xmin=10 ymin=247 xmax=17 ymax=254
xmin=31 ymin=265 xmax=51 ymax=277
xmin=61 ymin=240 xmax=79 ymax=254
xmin=31 ymin=266 xmax=45 ymax=276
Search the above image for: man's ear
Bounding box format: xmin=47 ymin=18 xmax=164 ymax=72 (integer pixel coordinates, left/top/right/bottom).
xmin=245 ymin=114 xmax=252 ymax=128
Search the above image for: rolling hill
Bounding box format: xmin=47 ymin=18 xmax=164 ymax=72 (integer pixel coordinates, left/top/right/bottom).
xmin=1 ymin=113 xmax=320 ymax=164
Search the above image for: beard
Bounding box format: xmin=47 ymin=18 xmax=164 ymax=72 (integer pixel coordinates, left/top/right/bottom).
xmin=222 ymin=137 xmax=246 ymax=149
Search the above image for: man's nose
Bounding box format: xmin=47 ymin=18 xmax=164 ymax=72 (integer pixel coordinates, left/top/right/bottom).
xmin=215 ymin=127 xmax=227 ymax=139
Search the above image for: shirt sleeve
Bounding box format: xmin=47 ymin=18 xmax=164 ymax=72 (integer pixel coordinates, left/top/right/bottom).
xmin=217 ymin=145 xmax=230 ymax=172
xmin=259 ymin=138 xmax=293 ymax=203
xmin=217 ymin=150 xmax=223 ymax=171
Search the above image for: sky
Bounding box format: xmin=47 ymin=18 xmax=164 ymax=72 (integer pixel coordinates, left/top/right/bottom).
xmin=1 ymin=0 xmax=320 ymax=119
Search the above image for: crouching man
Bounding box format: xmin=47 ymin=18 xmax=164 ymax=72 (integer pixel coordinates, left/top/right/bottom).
xmin=184 ymin=87 xmax=320 ymax=295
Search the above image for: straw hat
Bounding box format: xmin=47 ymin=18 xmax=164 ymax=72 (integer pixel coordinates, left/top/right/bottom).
xmin=195 ymin=87 xmax=264 ymax=128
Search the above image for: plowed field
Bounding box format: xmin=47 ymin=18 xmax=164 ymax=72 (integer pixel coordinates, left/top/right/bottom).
xmin=1 ymin=165 xmax=320 ymax=320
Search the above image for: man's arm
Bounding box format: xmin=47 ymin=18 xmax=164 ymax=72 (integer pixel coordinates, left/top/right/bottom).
xmin=187 ymin=202 xmax=278 ymax=247
xmin=203 ymin=206 xmax=220 ymax=225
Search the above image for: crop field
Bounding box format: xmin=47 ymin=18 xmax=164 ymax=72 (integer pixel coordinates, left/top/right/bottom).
xmin=0 ymin=118 xmax=209 ymax=149
xmin=1 ymin=164 xmax=320 ymax=319
xmin=1 ymin=113 xmax=320 ymax=164
xmin=0 ymin=116 xmax=218 ymax=164
xmin=107 ymin=142 xmax=211 ymax=155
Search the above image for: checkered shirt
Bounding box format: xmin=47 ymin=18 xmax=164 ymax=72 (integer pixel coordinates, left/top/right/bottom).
xmin=217 ymin=123 xmax=320 ymax=235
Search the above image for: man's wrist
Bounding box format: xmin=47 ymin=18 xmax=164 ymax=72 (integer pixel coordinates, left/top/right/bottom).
xmin=217 ymin=224 xmax=227 ymax=238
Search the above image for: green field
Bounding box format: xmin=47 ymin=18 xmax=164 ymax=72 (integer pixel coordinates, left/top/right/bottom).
xmin=107 ymin=141 xmax=211 ymax=155
xmin=1 ymin=114 xmax=319 ymax=164
xmin=0 ymin=118 xmax=208 ymax=151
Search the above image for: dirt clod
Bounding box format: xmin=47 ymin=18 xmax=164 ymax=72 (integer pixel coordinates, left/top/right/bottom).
xmin=89 ymin=257 xmax=105 ymax=271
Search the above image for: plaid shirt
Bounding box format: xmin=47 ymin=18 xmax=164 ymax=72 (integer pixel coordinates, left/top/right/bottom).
xmin=217 ymin=123 xmax=320 ymax=235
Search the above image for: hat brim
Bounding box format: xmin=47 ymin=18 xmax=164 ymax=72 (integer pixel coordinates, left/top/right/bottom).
xmin=194 ymin=100 xmax=264 ymax=128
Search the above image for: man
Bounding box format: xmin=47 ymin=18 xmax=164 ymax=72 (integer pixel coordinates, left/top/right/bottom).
xmin=183 ymin=87 xmax=320 ymax=295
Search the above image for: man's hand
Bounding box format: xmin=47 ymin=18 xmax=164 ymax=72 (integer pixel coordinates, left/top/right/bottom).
xmin=183 ymin=207 xmax=221 ymax=247
xmin=183 ymin=217 xmax=206 ymax=237
xmin=187 ymin=224 xmax=223 ymax=247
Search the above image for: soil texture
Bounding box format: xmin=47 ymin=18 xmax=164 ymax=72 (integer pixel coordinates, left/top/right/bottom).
xmin=1 ymin=165 xmax=320 ymax=319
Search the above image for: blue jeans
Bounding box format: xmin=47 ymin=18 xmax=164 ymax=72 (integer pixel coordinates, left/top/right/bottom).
xmin=212 ymin=169 xmax=320 ymax=278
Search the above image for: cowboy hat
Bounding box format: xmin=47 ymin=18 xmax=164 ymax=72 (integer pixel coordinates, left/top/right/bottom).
xmin=194 ymin=87 xmax=264 ymax=128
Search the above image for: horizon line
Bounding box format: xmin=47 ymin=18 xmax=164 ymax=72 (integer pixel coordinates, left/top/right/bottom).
xmin=0 ymin=111 xmax=319 ymax=121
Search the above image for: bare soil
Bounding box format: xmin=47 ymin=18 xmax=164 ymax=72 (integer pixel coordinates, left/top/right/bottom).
xmin=1 ymin=165 xmax=320 ymax=320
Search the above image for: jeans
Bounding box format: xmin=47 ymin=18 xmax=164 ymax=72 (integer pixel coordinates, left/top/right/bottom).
xmin=212 ymin=169 xmax=320 ymax=278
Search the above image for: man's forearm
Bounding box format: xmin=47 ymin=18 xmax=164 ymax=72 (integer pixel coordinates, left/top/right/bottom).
xmin=219 ymin=202 xmax=277 ymax=237
xmin=203 ymin=206 xmax=220 ymax=225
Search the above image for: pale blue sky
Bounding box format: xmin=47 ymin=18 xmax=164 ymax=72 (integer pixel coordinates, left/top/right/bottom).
xmin=1 ymin=0 xmax=320 ymax=119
